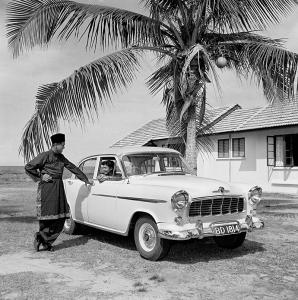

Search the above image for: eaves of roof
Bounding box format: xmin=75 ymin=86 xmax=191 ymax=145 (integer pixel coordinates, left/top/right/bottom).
xmin=111 ymin=104 xmax=240 ymax=148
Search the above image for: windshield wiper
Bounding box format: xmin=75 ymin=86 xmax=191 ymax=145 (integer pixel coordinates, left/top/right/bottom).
xmin=157 ymin=172 xmax=186 ymax=176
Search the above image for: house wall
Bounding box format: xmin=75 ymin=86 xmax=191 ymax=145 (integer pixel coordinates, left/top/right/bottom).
xmin=197 ymin=126 xmax=298 ymax=194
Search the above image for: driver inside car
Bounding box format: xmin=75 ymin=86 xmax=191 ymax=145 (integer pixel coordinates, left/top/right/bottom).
xmin=97 ymin=160 xmax=122 ymax=183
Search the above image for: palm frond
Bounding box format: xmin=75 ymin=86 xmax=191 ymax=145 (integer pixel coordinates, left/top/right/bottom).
xmin=146 ymin=59 xmax=176 ymax=95
xmin=180 ymin=43 xmax=221 ymax=102
xmin=212 ymin=32 xmax=298 ymax=103
xmin=6 ymin=0 xmax=164 ymax=57
xmin=19 ymin=48 xmax=143 ymax=161
xmin=246 ymin=42 xmax=298 ymax=102
xmin=204 ymin=0 xmax=297 ymax=33
xmin=141 ymin=0 xmax=184 ymax=20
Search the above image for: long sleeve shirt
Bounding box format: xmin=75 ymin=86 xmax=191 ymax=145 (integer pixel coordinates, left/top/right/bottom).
xmin=25 ymin=150 xmax=89 ymax=183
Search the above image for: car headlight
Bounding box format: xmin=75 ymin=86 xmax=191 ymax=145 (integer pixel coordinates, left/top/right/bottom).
xmin=248 ymin=186 xmax=262 ymax=206
xmin=171 ymin=190 xmax=189 ymax=210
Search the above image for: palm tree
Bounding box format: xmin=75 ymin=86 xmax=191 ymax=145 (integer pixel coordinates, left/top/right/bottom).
xmin=6 ymin=0 xmax=298 ymax=171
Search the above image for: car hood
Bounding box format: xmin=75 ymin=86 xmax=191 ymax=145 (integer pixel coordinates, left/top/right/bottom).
xmin=129 ymin=174 xmax=245 ymax=198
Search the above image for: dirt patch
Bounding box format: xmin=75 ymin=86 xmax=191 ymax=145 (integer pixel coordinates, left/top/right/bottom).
xmin=0 ymin=251 xmax=133 ymax=295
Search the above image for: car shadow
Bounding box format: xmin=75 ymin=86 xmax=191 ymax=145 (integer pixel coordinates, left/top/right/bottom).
xmin=66 ymin=226 xmax=266 ymax=262
xmin=54 ymin=236 xmax=90 ymax=250
xmin=77 ymin=226 xmax=136 ymax=251
xmin=165 ymin=238 xmax=266 ymax=264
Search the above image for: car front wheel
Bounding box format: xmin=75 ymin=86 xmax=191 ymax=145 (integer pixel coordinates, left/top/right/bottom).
xmin=134 ymin=217 xmax=170 ymax=261
xmin=213 ymin=232 xmax=246 ymax=249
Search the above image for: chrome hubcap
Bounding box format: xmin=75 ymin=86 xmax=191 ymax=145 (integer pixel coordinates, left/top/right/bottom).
xmin=139 ymin=223 xmax=157 ymax=252
xmin=64 ymin=218 xmax=71 ymax=229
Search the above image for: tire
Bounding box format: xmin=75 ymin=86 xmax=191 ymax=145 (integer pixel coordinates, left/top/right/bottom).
xmin=63 ymin=215 xmax=78 ymax=235
xmin=134 ymin=217 xmax=170 ymax=261
xmin=213 ymin=232 xmax=246 ymax=249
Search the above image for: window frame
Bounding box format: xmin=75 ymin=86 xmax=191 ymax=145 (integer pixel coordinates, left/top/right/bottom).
xmin=232 ymin=138 xmax=245 ymax=158
xmin=218 ymin=139 xmax=230 ymax=158
xmin=267 ymin=134 xmax=298 ymax=168
xmin=96 ymin=155 xmax=125 ymax=179
xmin=74 ymin=156 xmax=98 ymax=180
xmin=267 ymin=136 xmax=275 ymax=166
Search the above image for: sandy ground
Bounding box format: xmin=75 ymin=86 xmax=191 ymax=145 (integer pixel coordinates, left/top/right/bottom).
xmin=0 ymin=183 xmax=298 ymax=299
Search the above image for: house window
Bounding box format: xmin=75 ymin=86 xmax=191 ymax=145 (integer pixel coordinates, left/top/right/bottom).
xmin=267 ymin=136 xmax=275 ymax=166
xmin=267 ymin=134 xmax=298 ymax=167
xmin=218 ymin=139 xmax=229 ymax=158
xmin=232 ymin=138 xmax=245 ymax=157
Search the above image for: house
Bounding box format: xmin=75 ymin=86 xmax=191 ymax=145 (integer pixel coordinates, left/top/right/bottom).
xmin=111 ymin=102 xmax=298 ymax=194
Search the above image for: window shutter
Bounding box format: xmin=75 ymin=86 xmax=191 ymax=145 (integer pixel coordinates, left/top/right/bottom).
xmin=267 ymin=136 xmax=275 ymax=166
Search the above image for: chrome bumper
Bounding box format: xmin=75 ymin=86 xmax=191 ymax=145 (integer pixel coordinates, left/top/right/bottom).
xmin=157 ymin=216 xmax=264 ymax=241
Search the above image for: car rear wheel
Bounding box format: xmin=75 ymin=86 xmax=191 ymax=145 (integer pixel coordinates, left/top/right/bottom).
xmin=134 ymin=217 xmax=170 ymax=261
xmin=63 ymin=215 xmax=78 ymax=235
xmin=213 ymin=232 xmax=246 ymax=249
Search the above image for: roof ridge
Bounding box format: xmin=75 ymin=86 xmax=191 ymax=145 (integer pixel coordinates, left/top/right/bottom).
xmin=235 ymin=105 xmax=268 ymax=131
xmin=203 ymin=104 xmax=241 ymax=130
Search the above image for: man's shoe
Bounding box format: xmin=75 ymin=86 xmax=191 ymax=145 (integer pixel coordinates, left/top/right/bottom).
xmin=47 ymin=245 xmax=55 ymax=252
xmin=43 ymin=243 xmax=54 ymax=252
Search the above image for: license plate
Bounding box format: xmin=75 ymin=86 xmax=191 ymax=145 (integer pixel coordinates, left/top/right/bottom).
xmin=212 ymin=223 xmax=240 ymax=235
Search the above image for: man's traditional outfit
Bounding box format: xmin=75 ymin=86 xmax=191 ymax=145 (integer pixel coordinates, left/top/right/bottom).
xmin=25 ymin=133 xmax=89 ymax=250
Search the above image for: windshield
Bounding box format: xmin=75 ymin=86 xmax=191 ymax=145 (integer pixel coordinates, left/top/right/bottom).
xmin=122 ymin=152 xmax=191 ymax=176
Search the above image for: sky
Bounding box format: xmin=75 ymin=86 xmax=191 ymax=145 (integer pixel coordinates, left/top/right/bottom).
xmin=1 ymin=0 xmax=298 ymax=166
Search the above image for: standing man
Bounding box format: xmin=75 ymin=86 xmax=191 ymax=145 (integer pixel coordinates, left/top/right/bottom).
xmin=25 ymin=133 xmax=92 ymax=252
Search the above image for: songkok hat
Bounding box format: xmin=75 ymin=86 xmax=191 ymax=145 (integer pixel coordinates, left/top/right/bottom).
xmin=50 ymin=133 xmax=65 ymax=144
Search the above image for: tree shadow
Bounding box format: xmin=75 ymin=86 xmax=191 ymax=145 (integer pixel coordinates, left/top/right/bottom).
xmin=164 ymin=238 xmax=266 ymax=264
xmin=0 ymin=215 xmax=36 ymax=223
xmin=0 ymin=205 xmax=22 ymax=215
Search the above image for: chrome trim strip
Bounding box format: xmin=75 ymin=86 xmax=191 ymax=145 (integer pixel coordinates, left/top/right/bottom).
xmin=192 ymin=195 xmax=243 ymax=201
xmin=92 ymin=193 xmax=167 ymax=203
xmin=92 ymin=193 xmax=116 ymax=198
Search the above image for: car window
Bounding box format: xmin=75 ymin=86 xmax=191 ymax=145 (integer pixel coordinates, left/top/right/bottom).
xmin=163 ymin=156 xmax=183 ymax=172
xmin=78 ymin=158 xmax=97 ymax=179
xmin=97 ymin=156 xmax=123 ymax=178
xmin=122 ymin=153 xmax=189 ymax=176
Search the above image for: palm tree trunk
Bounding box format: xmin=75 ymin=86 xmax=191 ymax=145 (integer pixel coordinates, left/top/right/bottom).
xmin=184 ymin=85 xmax=206 ymax=175
xmin=185 ymin=105 xmax=197 ymax=175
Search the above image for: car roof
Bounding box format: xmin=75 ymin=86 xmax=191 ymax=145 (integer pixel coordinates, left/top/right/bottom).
xmin=82 ymin=146 xmax=181 ymax=161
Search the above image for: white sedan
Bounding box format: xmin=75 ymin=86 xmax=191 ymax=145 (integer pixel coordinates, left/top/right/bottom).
xmin=63 ymin=147 xmax=264 ymax=261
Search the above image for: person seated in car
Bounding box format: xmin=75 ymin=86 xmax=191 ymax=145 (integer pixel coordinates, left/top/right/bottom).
xmin=97 ymin=160 xmax=122 ymax=183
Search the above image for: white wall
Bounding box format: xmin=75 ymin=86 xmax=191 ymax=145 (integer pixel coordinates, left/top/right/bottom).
xmin=197 ymin=127 xmax=298 ymax=194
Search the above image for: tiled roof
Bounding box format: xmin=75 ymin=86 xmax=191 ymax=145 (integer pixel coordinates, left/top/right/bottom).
xmin=213 ymin=101 xmax=298 ymax=133
xmin=111 ymin=105 xmax=240 ymax=147
xmin=239 ymin=101 xmax=298 ymax=131
xmin=112 ymin=101 xmax=298 ymax=147
xmin=211 ymin=107 xmax=262 ymax=133
xmin=111 ymin=118 xmax=168 ymax=148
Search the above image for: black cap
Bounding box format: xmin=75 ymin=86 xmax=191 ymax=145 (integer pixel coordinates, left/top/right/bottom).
xmin=50 ymin=133 xmax=65 ymax=144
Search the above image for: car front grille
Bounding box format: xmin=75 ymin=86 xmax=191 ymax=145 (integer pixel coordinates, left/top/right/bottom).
xmin=189 ymin=196 xmax=245 ymax=217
